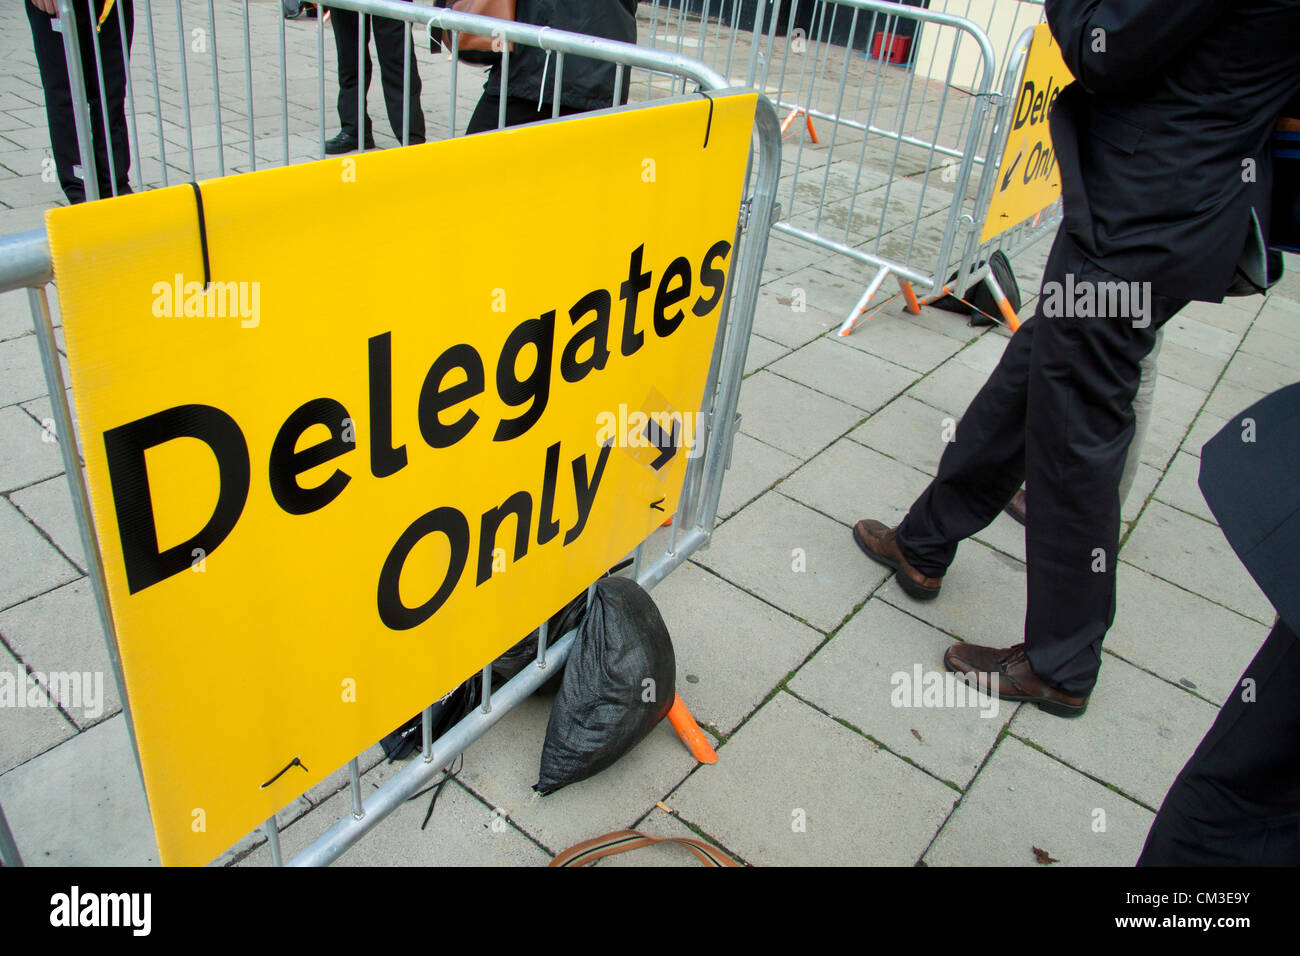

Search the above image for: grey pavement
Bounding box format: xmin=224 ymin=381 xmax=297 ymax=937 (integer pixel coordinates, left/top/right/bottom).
xmin=0 ymin=1 xmax=1297 ymax=867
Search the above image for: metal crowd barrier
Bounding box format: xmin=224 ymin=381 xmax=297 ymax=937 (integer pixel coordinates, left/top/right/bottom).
xmin=929 ymin=22 xmax=1061 ymax=329
xmin=0 ymin=0 xmax=781 ymax=866
xmin=643 ymin=0 xmax=1058 ymax=334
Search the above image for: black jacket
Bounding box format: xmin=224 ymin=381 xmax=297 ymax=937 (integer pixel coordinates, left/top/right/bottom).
xmin=488 ymin=0 xmax=638 ymax=111
xmin=1044 ymin=0 xmax=1300 ymax=301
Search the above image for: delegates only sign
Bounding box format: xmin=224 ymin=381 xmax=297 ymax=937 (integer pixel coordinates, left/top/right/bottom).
xmin=46 ymin=92 xmax=757 ymax=865
xmin=979 ymin=23 xmax=1072 ymax=244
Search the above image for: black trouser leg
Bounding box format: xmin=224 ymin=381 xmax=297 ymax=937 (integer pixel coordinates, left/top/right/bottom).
xmin=1138 ymin=618 xmax=1300 ymax=866
xmin=27 ymin=0 xmax=133 ymax=203
xmin=369 ymin=10 xmax=422 ymax=144
xmin=329 ymin=6 xmax=371 ymax=140
xmin=465 ymin=93 xmax=587 ymax=134
xmin=896 ymin=231 xmax=1184 ymax=693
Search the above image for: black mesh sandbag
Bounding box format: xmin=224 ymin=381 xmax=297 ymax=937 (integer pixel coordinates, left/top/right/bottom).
xmin=535 ymin=577 xmax=675 ymax=795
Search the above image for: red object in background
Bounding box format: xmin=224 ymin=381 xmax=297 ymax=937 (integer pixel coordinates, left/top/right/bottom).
xmin=870 ymin=32 xmax=911 ymax=64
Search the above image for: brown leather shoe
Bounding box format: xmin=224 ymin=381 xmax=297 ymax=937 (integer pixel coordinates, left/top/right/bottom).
xmin=1003 ymin=487 xmax=1027 ymax=526
xmin=943 ymin=642 xmax=1088 ymax=717
xmin=852 ymin=519 xmax=942 ymax=601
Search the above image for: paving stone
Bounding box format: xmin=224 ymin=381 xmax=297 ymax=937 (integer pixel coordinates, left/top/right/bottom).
xmin=1013 ymin=654 xmax=1217 ymax=811
xmin=454 ymin=692 xmax=698 ymax=854
xmin=836 ymin=309 xmax=968 ymax=372
xmin=9 ymin=474 xmax=84 ymax=572
xmin=697 ymin=491 xmax=886 ymax=633
xmin=0 ymin=643 xmax=77 ymax=774
xmin=1139 ymin=375 xmax=1207 ymax=469
xmin=951 ymin=328 xmax=1009 ymax=374
xmin=671 ymin=691 xmax=957 ymax=865
xmin=1251 ymin=295 xmax=1300 ymax=342
xmin=0 ymin=498 xmax=79 ymax=611
xmin=905 ymin=357 xmax=990 ymax=417
xmin=238 ymin=770 xmax=547 ymax=867
xmin=653 ymin=562 xmax=822 ymax=735
xmin=0 ymin=332 xmax=50 ymax=408
xmin=1159 ymin=312 xmax=1242 ymax=361
xmin=1221 ymin=350 xmax=1299 ymax=395
xmin=0 ymin=403 xmax=63 ymax=493
xmin=1237 ymin=325 xmax=1300 ymax=365
xmin=1106 ymin=562 xmax=1269 ymax=707
xmin=1152 ymin=340 xmax=1226 ymax=392
xmin=0 ymin=290 xmax=34 ymax=342
xmin=1201 ymin=376 xmax=1270 ymax=421
xmin=780 ymin=436 xmax=932 ymax=531
xmin=1181 ymin=409 xmax=1231 ymax=458
xmin=0 ymin=577 xmax=120 ymax=729
xmin=750 ymin=292 xmax=840 ymax=348
xmin=743 ymin=332 xmax=788 ymax=375
xmin=0 ymin=713 xmax=159 ymax=865
xmin=1177 ymin=299 xmax=1258 ymax=336
xmin=849 ymin=394 xmax=952 ymax=476
xmin=879 ymin=538 xmax=1026 ymax=647
xmin=1152 ymin=450 xmax=1215 ymax=524
xmin=924 ymin=736 xmax=1154 ymax=867
xmin=736 ymin=369 xmax=863 ymax=460
xmin=1122 ymin=500 xmax=1275 ymax=625
xmin=769 ymin=336 xmax=918 ymax=412
xmin=790 ymin=599 xmax=1012 ymax=789
xmin=715 ymin=430 xmax=802 ymax=521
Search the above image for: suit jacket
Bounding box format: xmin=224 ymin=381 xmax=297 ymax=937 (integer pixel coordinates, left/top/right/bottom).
xmin=491 ymin=0 xmax=638 ymax=111
xmin=1044 ymin=0 xmax=1300 ymax=302
xmin=1199 ymin=383 xmax=1300 ymax=632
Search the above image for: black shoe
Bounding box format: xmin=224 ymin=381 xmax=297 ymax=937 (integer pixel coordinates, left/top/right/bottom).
xmin=284 ymin=3 xmax=317 ymax=20
xmin=324 ymin=131 xmax=375 ymax=155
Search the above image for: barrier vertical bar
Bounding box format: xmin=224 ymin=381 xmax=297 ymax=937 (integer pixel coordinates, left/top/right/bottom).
xmin=55 ymin=0 xmax=99 ymax=200
xmin=206 ymin=0 xmax=225 ymax=177
xmin=173 ymin=0 xmax=195 ymax=179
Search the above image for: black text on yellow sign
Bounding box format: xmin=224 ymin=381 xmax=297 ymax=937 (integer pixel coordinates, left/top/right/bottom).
xmin=105 ymin=240 xmax=731 ymax=630
xmin=46 ymin=92 xmax=758 ymax=866
xmin=980 ymin=23 xmax=1073 ymax=244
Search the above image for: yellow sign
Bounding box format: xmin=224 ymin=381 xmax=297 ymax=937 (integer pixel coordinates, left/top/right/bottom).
xmin=979 ymin=23 xmax=1073 ymax=244
xmin=46 ymin=92 xmax=757 ymax=866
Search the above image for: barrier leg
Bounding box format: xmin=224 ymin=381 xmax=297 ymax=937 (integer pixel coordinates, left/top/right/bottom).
xmin=898 ymin=277 xmax=921 ymax=315
xmin=837 ymin=265 xmax=890 ymax=337
xmin=983 ymin=271 xmax=1022 ymax=332
xmin=667 ymin=694 xmax=717 ymax=764
xmin=780 ymin=107 xmax=817 ymax=143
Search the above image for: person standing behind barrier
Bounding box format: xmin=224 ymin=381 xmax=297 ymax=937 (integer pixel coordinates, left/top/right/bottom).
xmin=464 ymin=0 xmax=637 ymax=134
xmin=26 ymin=0 xmax=133 ymax=204
xmin=851 ymin=0 xmax=1300 ymax=718
xmin=324 ymin=1 xmax=424 ymax=153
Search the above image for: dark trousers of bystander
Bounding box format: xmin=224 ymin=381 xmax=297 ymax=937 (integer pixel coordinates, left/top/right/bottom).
xmin=895 ymin=230 xmax=1188 ymax=695
xmin=1139 ymin=617 xmax=1300 ymax=865
xmin=328 ymin=3 xmax=424 ymax=145
xmin=26 ymin=0 xmax=134 ymax=203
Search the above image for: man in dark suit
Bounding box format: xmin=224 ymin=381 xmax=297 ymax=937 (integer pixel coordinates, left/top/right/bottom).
xmin=853 ymin=0 xmax=1300 ymax=715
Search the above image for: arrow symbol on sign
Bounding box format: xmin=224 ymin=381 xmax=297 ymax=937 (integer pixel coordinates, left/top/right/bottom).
xmin=650 ymin=497 xmax=666 ymax=512
xmin=1001 ymin=147 xmax=1023 ymax=192
xmin=644 ymin=418 xmax=681 ymax=471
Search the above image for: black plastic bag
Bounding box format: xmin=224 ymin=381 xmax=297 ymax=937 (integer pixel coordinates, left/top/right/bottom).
xmin=491 ymin=588 xmax=588 ymax=687
xmin=535 ymin=577 xmax=675 ymax=795
xmin=380 ymin=677 xmax=481 ymax=762
xmin=931 ymin=249 xmax=1021 ymax=327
